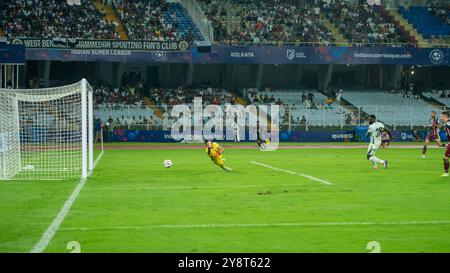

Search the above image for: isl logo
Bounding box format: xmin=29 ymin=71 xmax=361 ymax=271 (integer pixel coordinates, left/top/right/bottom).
xmin=286 ymin=49 xmax=296 ymax=60
xmin=429 ymin=49 xmax=444 ymax=64
xmin=151 ymin=51 xmax=167 ymax=61
xmin=401 ymin=133 xmax=407 ymax=141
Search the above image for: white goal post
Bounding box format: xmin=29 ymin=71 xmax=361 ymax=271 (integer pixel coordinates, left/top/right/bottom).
xmin=0 ymin=79 xmax=94 ymax=180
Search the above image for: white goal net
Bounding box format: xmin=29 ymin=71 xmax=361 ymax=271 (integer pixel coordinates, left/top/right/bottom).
xmin=0 ymin=79 xmax=94 ymax=180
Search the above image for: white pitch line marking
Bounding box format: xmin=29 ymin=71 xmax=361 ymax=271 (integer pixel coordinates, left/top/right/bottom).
xmin=30 ymin=150 xmax=105 ymax=253
xmin=59 ymin=220 xmax=450 ymax=232
xmin=84 ymin=183 xmax=319 ymax=192
xmin=250 ymin=161 xmax=333 ymax=186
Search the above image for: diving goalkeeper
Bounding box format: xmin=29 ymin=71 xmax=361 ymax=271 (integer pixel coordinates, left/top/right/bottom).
xmin=205 ymin=140 xmax=232 ymax=172
xmin=256 ymin=121 xmax=271 ymax=150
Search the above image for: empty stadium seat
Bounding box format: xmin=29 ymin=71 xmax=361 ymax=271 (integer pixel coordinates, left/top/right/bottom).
xmin=246 ymin=90 xmax=351 ymax=127
xmin=423 ymin=91 xmax=450 ymax=107
xmin=163 ymin=3 xmax=204 ymax=41
xmin=342 ymin=91 xmax=443 ymax=126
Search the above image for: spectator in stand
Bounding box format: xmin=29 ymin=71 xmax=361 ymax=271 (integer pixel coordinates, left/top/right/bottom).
xmin=300 ymin=115 xmax=307 ymax=126
xmin=326 ymin=1 xmax=409 ymax=46
xmin=95 ymin=118 xmax=102 ymax=142
xmin=93 ymin=81 xmax=145 ymax=107
xmin=336 ymin=89 xmax=343 ymax=104
xmin=346 ymin=113 xmax=352 ymax=125
xmin=198 ymin=0 xmax=334 ymax=45
xmin=0 ymin=0 xmax=119 ymax=39
xmin=430 ymin=1 xmax=450 ymax=24
xmin=150 ymin=86 xmax=237 ymax=106
xmin=413 ymin=129 xmax=422 ymax=142
xmin=113 ymin=0 xmax=195 ymax=42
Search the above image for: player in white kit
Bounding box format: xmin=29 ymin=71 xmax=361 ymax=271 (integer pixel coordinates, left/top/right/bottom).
xmin=232 ymin=119 xmax=240 ymax=143
xmin=366 ymin=115 xmax=392 ymax=169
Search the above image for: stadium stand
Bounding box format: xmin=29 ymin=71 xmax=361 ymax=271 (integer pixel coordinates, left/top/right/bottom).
xmin=243 ymin=89 xmax=351 ymax=126
xmin=0 ymin=0 xmax=448 ymax=130
xmin=198 ymin=0 xmax=335 ymax=45
xmin=0 ymin=0 xmax=119 ymax=39
xmin=113 ymin=0 xmax=204 ymax=41
xmin=325 ymin=1 xmax=414 ymax=46
xmin=152 ymin=86 xmax=238 ymax=107
xmin=19 ymin=78 xmax=163 ymax=129
xmin=398 ymin=6 xmax=450 ymax=40
xmin=91 ymin=84 xmax=450 ymax=128
xmin=94 ymin=85 xmax=239 ymax=128
xmin=92 ymin=77 xmax=166 ymax=128
xmin=93 ymin=83 xmax=145 ymax=106
xmin=158 ymin=87 xmax=237 ymax=130
xmin=423 ymin=90 xmax=450 ymax=106
xmin=93 ymin=0 xmax=128 ymax=40
xmin=0 ymin=0 xmax=446 ymax=48
xmin=95 ymin=104 xmax=162 ymax=128
xmin=431 ymin=2 xmax=450 ymax=25
xmin=0 ymin=0 xmax=204 ymax=41
xmin=342 ymin=90 xmax=443 ymax=126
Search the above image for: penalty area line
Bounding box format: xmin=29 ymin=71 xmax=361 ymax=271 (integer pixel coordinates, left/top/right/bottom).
xmin=30 ymin=150 xmax=105 ymax=253
xmin=59 ymin=220 xmax=450 ymax=232
xmin=249 ymin=161 xmax=333 ymax=186
xmin=83 ymin=183 xmax=327 ymax=192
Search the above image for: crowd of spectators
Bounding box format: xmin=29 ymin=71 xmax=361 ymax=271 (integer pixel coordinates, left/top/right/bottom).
xmin=429 ymin=2 xmax=450 ymax=25
xmin=0 ymin=0 xmax=446 ymax=48
xmin=429 ymin=34 xmax=450 ymax=45
xmin=103 ymin=114 xmax=161 ymax=129
xmin=113 ymin=0 xmax=194 ymax=42
xmin=93 ymin=80 xmax=145 ymax=107
xmin=0 ymin=0 xmax=119 ymax=39
xmin=243 ymin=88 xmax=284 ymax=105
xmin=325 ymin=1 xmax=409 ymax=46
xmin=0 ymin=0 xmax=444 ymax=48
xmin=198 ymin=0 xmax=228 ymax=42
xmin=243 ymin=87 xmax=337 ymax=110
xmin=200 ymin=0 xmax=334 ymax=45
xmin=151 ymin=86 xmax=238 ymax=106
xmin=99 ymin=85 xmax=241 ymax=130
xmin=429 ymin=1 xmax=450 ymax=47
xmin=242 ymin=87 xmax=355 ymax=127
xmin=428 ymin=89 xmax=450 ymax=98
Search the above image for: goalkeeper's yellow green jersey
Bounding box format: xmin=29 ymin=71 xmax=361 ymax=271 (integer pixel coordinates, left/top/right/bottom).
xmin=206 ymin=142 xmax=223 ymax=158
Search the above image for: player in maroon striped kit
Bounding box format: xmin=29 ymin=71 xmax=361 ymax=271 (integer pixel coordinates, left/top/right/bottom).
xmin=440 ymin=111 xmax=450 ymax=177
xmin=421 ymin=111 xmax=444 ymax=158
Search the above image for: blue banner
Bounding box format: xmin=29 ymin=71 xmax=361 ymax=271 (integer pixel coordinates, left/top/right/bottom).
xmin=279 ymin=130 xmax=355 ymax=142
xmin=355 ymin=126 xmax=430 ymax=142
xmin=109 ymin=129 xmax=431 ymax=142
xmin=24 ymin=45 xmax=450 ymax=65
xmin=0 ymin=43 xmax=26 ymax=64
xmin=354 ymin=126 xmax=370 ymax=142
xmin=192 ymin=46 xmax=450 ymax=65
xmin=112 ymin=129 xmax=176 ymax=142
xmin=110 ymin=129 xmax=355 ymax=142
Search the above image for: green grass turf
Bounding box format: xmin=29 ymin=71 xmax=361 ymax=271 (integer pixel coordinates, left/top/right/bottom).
xmin=1 ymin=143 xmax=450 ymax=252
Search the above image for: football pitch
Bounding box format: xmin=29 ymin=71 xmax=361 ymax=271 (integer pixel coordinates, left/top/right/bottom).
xmin=1 ymin=142 xmax=450 ymax=253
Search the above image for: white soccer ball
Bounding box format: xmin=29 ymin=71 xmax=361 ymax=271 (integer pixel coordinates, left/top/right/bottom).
xmin=163 ymin=159 xmax=173 ymax=168
xmin=23 ymin=164 xmax=34 ymax=170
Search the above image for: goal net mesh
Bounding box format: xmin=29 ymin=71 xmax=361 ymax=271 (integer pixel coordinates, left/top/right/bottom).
xmin=0 ymin=80 xmax=92 ymax=180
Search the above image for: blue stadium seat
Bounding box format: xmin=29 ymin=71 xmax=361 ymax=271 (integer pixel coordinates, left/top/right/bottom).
xmin=164 ymin=3 xmax=205 ymax=41
xmin=398 ymin=6 xmax=450 ymax=39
